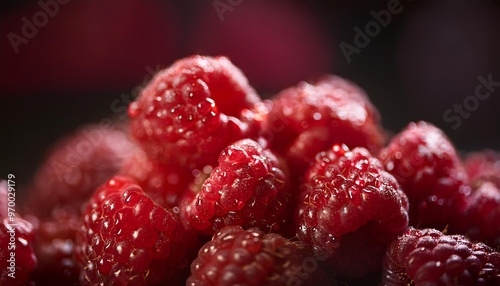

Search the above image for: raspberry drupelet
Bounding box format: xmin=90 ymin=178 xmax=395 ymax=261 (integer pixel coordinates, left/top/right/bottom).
xmin=296 ymin=145 xmax=409 ymax=277
xmin=129 ymin=55 xmax=266 ymax=170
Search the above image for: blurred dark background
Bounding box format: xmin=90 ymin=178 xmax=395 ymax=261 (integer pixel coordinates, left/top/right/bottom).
xmin=1 ymin=0 xmax=500 ymax=186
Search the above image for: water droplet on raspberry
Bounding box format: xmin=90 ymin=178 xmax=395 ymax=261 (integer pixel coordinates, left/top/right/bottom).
xmin=108 ymin=179 xmax=117 ymax=187
xmin=332 ymin=144 xmax=346 ymax=155
xmin=197 ymin=98 xmax=217 ymax=115
xmin=128 ymin=101 xmax=142 ymax=118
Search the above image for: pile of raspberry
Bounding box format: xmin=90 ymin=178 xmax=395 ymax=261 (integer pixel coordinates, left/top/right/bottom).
xmin=2 ymin=55 xmax=500 ymax=286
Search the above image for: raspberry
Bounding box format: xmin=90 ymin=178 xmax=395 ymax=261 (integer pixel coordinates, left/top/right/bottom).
xmin=379 ymin=121 xmax=471 ymax=229
xmin=187 ymin=226 xmax=329 ymax=286
xmin=24 ymin=124 xmax=134 ymax=218
xmin=464 ymin=150 xmax=500 ymax=189
xmin=119 ymin=148 xmax=193 ymax=208
xmin=21 ymin=125 xmax=133 ymax=284
xmin=181 ymin=139 xmax=290 ymax=236
xmin=382 ymin=227 xmax=500 ymax=285
xmin=1 ymin=181 xmax=37 ymax=286
xmin=296 ymin=145 xmax=409 ymax=277
xmin=28 ymin=210 xmax=80 ymax=285
xmin=261 ymin=75 xmax=386 ymax=176
xmin=75 ymin=176 xmax=197 ymax=285
xmin=129 ymin=55 xmax=265 ymax=169
xmin=450 ymin=182 xmax=500 ymax=248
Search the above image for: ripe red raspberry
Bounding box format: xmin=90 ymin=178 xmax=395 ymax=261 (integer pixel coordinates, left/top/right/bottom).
xmin=1 ymin=181 xmax=37 ymax=286
xmin=119 ymin=148 xmax=193 ymax=208
xmin=261 ymin=75 xmax=386 ymax=176
xmin=27 ymin=210 xmax=80 ymax=285
xmin=187 ymin=226 xmax=329 ymax=286
xmin=296 ymin=145 xmax=409 ymax=277
xmin=379 ymin=121 xmax=471 ymax=229
xmin=382 ymin=227 xmax=500 ymax=285
xmin=128 ymin=55 xmax=266 ymax=169
xmin=24 ymin=124 xmax=134 ymax=218
xmin=450 ymin=182 xmax=500 ymax=248
xmin=464 ymin=150 xmax=500 ymax=189
xmin=75 ymin=176 xmax=197 ymax=285
xmin=181 ymin=139 xmax=290 ymax=236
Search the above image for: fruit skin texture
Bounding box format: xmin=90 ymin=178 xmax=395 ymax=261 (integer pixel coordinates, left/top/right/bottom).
xmin=187 ymin=225 xmax=329 ymax=286
xmin=181 ymin=139 xmax=290 ymax=237
xmin=75 ymin=176 xmax=196 ymax=285
xmin=296 ymin=145 xmax=409 ymax=277
xmin=24 ymin=124 xmax=135 ymax=218
xmin=261 ymin=75 xmax=385 ymax=176
xmin=379 ymin=121 xmax=470 ymax=229
xmin=450 ymin=182 xmax=500 ymax=248
xmin=1 ymin=181 xmax=37 ymax=286
xmin=382 ymin=227 xmax=500 ymax=286
xmin=464 ymin=150 xmax=500 ymax=189
xmin=128 ymin=55 xmax=265 ymax=170
xmin=119 ymin=148 xmax=193 ymax=208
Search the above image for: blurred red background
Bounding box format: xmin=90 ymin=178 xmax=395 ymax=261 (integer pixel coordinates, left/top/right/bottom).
xmin=1 ymin=0 xmax=500 ymax=185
